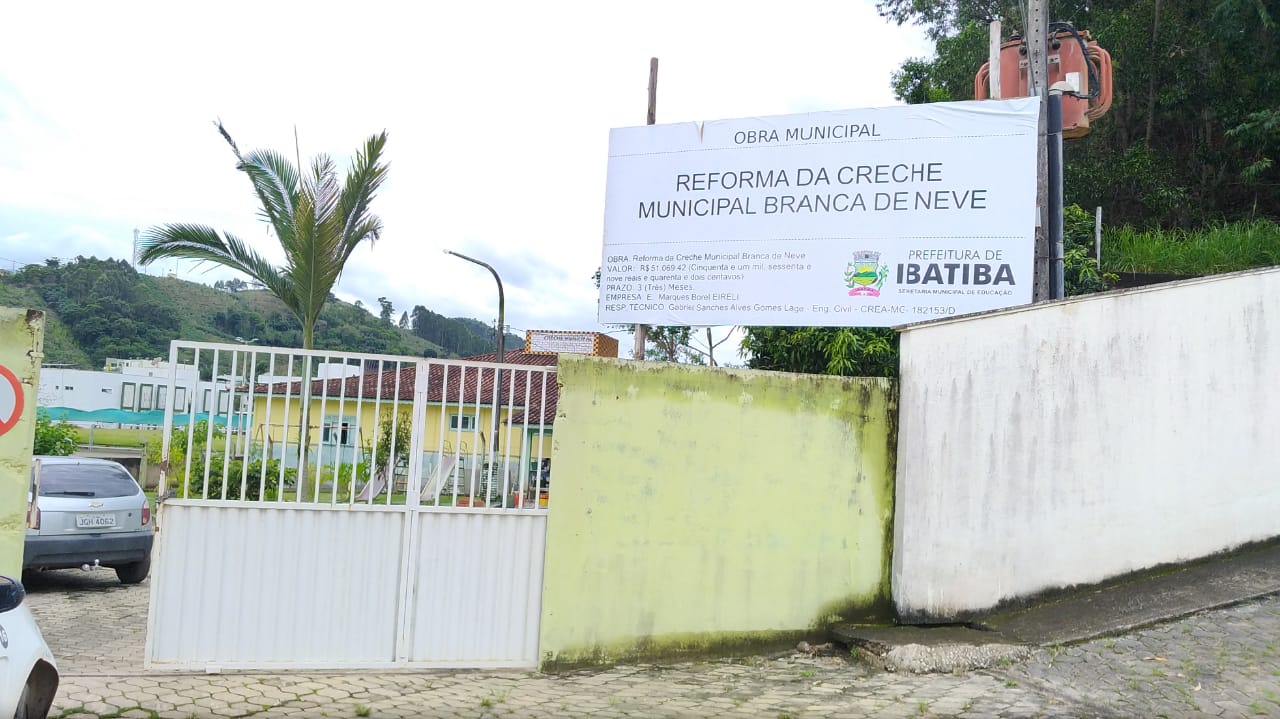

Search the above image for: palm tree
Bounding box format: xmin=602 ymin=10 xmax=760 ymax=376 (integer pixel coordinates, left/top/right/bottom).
xmin=139 ymin=121 xmax=390 ymax=349
xmin=140 ymin=121 xmax=389 ymax=498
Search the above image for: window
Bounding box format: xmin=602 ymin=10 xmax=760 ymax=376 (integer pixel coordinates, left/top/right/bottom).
xmin=449 ymin=414 xmax=477 ymax=431
xmin=202 ymin=389 xmax=212 ymax=413
xmin=216 ymin=390 xmax=230 ymax=414
xmin=33 ymin=463 xmax=140 ymax=499
xmin=139 ymin=384 xmax=154 ymax=410
xmin=119 ymin=382 xmax=136 ymax=410
xmin=174 ymin=386 xmax=187 ymax=411
xmin=322 ymin=416 xmax=356 ymax=446
xmin=156 ymin=385 xmax=168 ymax=410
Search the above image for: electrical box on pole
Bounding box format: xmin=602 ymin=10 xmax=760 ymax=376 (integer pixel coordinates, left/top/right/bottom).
xmin=975 ymin=27 xmax=1113 ymax=139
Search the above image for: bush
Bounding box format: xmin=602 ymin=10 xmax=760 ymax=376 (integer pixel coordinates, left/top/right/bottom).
xmin=183 ymin=455 xmax=290 ymax=501
xmin=1064 ymin=204 xmax=1118 ymax=296
xmin=33 ymin=411 xmax=77 ymax=455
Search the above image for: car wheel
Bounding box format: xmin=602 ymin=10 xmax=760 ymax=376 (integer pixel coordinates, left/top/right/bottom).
xmin=14 ymin=683 xmax=30 ymax=719
xmin=14 ymin=680 xmax=29 ymax=716
xmin=15 ymin=661 xmax=58 ymax=719
xmin=115 ymin=556 xmax=151 ymax=585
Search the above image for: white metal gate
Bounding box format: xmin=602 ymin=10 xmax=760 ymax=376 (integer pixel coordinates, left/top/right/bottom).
xmin=143 ymin=341 xmax=556 ymax=670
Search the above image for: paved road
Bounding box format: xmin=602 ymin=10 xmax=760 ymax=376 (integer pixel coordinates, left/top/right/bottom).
xmin=22 ymin=569 xmax=1280 ymax=718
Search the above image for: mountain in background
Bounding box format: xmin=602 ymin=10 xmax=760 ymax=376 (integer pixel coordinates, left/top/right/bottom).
xmin=0 ymin=256 xmax=523 ymax=369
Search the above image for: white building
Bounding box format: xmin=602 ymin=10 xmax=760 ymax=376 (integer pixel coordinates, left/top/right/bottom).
xmin=38 ymin=357 xmax=362 ymax=426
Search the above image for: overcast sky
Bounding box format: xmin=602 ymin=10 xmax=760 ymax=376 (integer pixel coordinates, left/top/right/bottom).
xmin=0 ymin=1 xmax=930 ymax=355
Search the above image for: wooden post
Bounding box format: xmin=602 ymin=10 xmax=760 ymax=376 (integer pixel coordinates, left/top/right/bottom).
xmin=1028 ymin=0 xmax=1051 ymax=302
xmin=634 ymin=57 xmax=658 ymax=361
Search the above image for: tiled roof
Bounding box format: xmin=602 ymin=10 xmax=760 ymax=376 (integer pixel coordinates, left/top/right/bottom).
xmin=509 ymin=385 xmax=558 ymax=426
xmin=252 ymin=351 xmax=559 ymax=423
xmin=462 ymin=350 xmax=558 ymax=366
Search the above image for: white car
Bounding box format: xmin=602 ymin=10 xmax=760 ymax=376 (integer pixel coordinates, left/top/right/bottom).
xmin=0 ymin=575 xmax=58 ymax=719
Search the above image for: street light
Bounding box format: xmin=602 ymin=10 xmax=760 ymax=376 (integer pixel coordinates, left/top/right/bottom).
xmin=442 ymin=251 xmax=505 ymax=364
xmin=444 ymin=250 xmax=508 ymax=500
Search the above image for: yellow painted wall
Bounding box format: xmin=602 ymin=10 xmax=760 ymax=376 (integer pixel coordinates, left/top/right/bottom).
xmin=0 ymin=309 xmax=44 ymax=577
xmin=249 ymin=397 xmax=553 ymax=459
xmin=539 ymin=357 xmax=897 ymax=668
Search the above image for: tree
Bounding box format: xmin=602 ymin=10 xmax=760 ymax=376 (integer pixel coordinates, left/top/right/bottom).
xmin=378 ymin=296 xmax=394 ymax=324
xmin=645 ymin=326 xmax=692 ymax=363
xmin=741 ymin=327 xmax=899 ymax=378
xmin=398 ymin=311 xmax=409 ymax=329
xmin=139 ymin=120 xmax=390 ymax=349
xmin=594 ymin=266 xmax=717 ymax=363
xmin=882 ymin=0 xmax=1280 ymax=228
xmin=141 ymin=121 xmax=389 ymax=488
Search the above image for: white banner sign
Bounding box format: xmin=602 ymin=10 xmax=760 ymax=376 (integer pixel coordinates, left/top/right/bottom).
xmin=598 ymin=98 xmax=1039 ymax=327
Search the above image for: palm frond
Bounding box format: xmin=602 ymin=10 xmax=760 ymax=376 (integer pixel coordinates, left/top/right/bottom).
xmin=338 ymin=217 xmax=383 ymax=265
xmin=138 ymin=224 xmax=297 ymax=315
xmin=307 ymin=154 xmax=342 ymax=232
xmin=337 ymin=131 xmax=390 ymax=251
xmin=286 ymin=157 xmax=343 ymax=329
xmin=217 ymin=120 xmax=299 ymax=246
xmin=238 ymin=149 xmax=300 ymax=237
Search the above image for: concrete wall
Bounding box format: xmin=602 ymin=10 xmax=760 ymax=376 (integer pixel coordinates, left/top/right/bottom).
xmin=540 ymin=357 xmax=897 ymax=668
xmin=0 ymin=308 xmax=44 ymax=576
xmin=893 ymin=267 xmax=1280 ymax=620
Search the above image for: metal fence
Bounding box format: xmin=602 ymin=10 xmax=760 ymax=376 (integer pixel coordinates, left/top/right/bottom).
xmin=156 ymin=342 xmax=556 ymax=510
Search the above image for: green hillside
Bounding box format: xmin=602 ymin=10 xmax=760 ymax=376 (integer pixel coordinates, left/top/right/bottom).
xmin=0 ymin=257 xmax=519 ymax=369
xmin=0 ymin=281 xmax=93 ymax=367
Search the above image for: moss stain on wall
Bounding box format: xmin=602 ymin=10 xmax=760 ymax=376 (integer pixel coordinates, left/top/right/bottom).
xmin=539 ymin=357 xmax=897 ymax=669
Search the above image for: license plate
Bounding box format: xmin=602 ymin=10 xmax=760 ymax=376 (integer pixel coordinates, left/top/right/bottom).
xmin=76 ymin=514 xmax=116 ymax=528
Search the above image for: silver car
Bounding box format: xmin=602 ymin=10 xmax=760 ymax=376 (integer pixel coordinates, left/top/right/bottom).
xmin=24 ymin=457 xmax=154 ymax=585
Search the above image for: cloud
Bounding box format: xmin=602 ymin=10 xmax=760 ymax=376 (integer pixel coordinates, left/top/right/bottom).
xmin=0 ymin=0 xmax=931 ymax=345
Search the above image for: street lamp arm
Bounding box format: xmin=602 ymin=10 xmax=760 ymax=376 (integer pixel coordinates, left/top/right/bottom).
xmin=443 ymin=250 xmax=505 ymax=364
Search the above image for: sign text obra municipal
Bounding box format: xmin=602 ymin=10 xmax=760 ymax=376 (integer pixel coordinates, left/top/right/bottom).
xmin=598 ymin=98 xmax=1038 ymax=327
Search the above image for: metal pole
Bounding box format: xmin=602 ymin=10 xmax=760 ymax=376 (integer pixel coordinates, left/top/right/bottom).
xmin=445 ymin=249 xmax=506 ymax=465
xmin=1095 ymin=206 xmax=1103 ymax=267
xmin=634 ymin=57 xmax=659 ymax=361
xmin=444 ymin=250 xmax=505 ymax=364
xmin=989 ymin=20 xmax=1003 ymax=100
xmin=1048 ymin=87 xmax=1065 ymax=299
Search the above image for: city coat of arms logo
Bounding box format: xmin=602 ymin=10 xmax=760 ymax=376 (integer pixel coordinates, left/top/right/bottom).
xmin=845 ymin=251 xmax=887 ymax=297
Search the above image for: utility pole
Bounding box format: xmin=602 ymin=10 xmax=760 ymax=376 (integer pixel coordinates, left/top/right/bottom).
xmin=634 ymin=57 xmax=658 ymax=361
xmin=1027 ymin=0 xmax=1051 ymax=302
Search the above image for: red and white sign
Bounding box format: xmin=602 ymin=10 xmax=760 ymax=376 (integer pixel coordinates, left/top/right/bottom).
xmin=0 ymin=364 xmax=24 ymax=437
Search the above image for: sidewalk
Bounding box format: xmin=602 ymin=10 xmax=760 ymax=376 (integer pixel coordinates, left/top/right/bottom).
xmin=832 ymin=541 xmax=1280 ymax=672
xmin=26 ymin=542 xmax=1280 ymax=718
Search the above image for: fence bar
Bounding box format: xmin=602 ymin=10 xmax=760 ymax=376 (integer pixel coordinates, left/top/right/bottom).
xmin=158 ymin=342 xmax=180 ymax=500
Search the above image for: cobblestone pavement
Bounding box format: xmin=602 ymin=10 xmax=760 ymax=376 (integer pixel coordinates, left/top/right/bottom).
xmin=22 ymin=569 xmax=1280 ymax=718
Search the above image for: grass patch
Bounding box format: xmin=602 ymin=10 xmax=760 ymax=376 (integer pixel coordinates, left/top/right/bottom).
xmin=73 ymin=426 xmax=162 ymax=448
xmin=1104 ymin=220 xmax=1280 ymax=275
